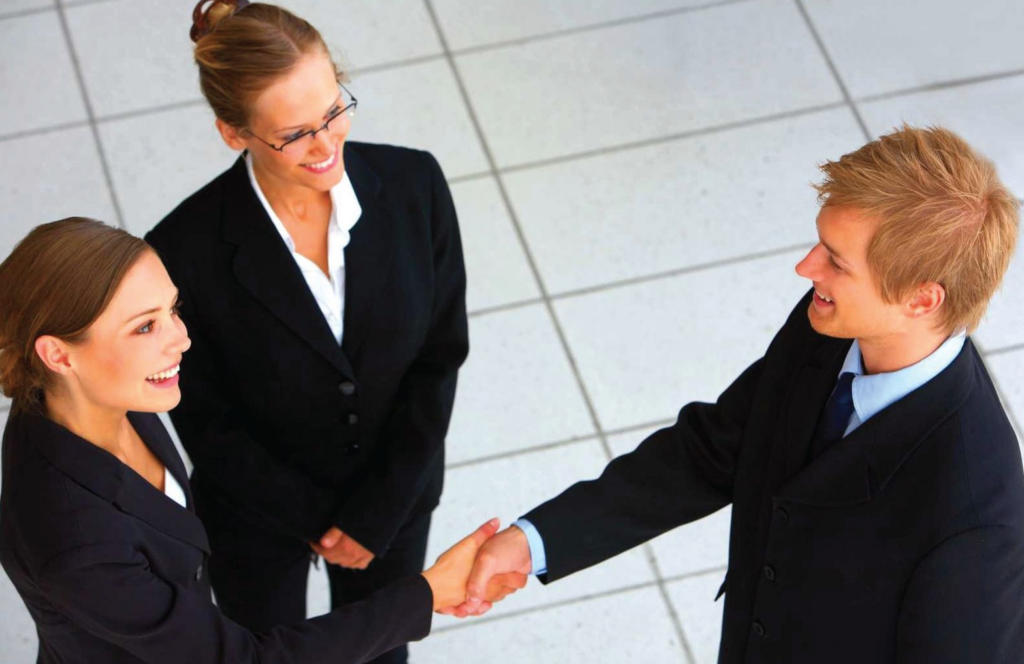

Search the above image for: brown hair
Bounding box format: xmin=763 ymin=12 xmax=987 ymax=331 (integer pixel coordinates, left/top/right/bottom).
xmin=190 ymin=0 xmax=342 ymax=128
xmin=0 ymin=218 xmax=150 ymax=413
xmin=814 ymin=125 xmax=1019 ymax=334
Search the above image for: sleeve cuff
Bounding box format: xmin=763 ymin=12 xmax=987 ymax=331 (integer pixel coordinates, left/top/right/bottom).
xmin=513 ymin=518 xmax=547 ymax=576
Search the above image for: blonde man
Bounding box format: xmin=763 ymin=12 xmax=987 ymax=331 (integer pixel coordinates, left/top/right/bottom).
xmin=454 ymin=126 xmax=1024 ymax=664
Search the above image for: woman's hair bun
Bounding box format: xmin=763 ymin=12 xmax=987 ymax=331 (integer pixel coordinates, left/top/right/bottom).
xmin=190 ymin=0 xmax=251 ymax=43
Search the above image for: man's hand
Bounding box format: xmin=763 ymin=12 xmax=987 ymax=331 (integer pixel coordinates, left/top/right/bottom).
xmin=310 ymin=527 xmax=375 ymax=569
xmin=423 ymin=519 xmax=529 ymax=613
xmin=439 ymin=525 xmax=533 ymax=618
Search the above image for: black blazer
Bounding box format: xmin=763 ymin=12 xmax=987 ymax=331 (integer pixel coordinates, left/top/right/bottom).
xmin=524 ymin=291 xmax=1024 ymax=664
xmin=145 ymin=142 xmax=468 ymax=555
xmin=0 ymin=409 xmax=431 ymax=664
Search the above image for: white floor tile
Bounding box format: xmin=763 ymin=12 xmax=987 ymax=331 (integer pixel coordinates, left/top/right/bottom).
xmin=0 ymin=0 xmax=52 ymax=18
xmin=986 ymin=349 xmax=1024 ymax=458
xmin=347 ymin=59 xmax=488 ymax=179
xmin=98 ymin=104 xmax=237 ymax=236
xmin=279 ymin=0 xmax=441 ymax=71
xmin=554 ymin=250 xmax=810 ymax=432
xmin=0 ymin=11 xmax=87 ymax=135
xmin=506 ymin=107 xmax=862 ymax=294
xmin=65 ymin=0 xmax=199 ymax=118
xmin=433 ymin=0 xmax=720 ymax=51
xmin=666 ymin=570 xmax=727 ymax=664
xmin=456 ymin=0 xmax=841 ymax=168
xmin=430 ymin=440 xmax=655 ymax=629
xmin=446 ymin=305 xmax=595 ymax=464
xmin=858 ymin=76 xmax=1024 ymax=197
xmin=0 ymin=126 xmax=118 ymax=261
xmin=607 ymin=427 xmax=732 ymax=578
xmin=0 ymin=567 xmax=35 ymax=664
xmin=803 ymin=0 xmax=1024 ymax=99
xmin=414 ymin=586 xmax=683 ymax=664
xmin=451 ymin=177 xmax=539 ymax=312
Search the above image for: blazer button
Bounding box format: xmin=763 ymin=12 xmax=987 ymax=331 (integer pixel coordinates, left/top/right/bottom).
xmin=344 ymin=442 xmax=361 ymax=456
xmin=777 ymin=507 xmax=790 ymax=524
xmin=338 ymin=381 xmax=356 ymax=396
xmin=195 ymin=564 xmax=204 ymax=582
xmin=763 ymin=565 xmax=776 ymax=582
xmin=346 ymin=413 xmax=359 ymax=426
xmin=752 ymin=621 xmax=766 ymax=639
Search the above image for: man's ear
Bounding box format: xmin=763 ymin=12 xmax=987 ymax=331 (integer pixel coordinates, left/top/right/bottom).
xmin=215 ymin=118 xmax=249 ymax=152
xmin=906 ymin=282 xmax=945 ymax=319
xmin=34 ymin=335 xmax=73 ymax=376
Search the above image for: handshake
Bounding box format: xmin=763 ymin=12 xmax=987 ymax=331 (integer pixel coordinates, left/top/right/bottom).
xmin=421 ymin=520 xmax=533 ymax=616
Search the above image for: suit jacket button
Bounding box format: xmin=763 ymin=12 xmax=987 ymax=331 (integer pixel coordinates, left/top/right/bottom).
xmin=347 ymin=413 xmax=359 ymax=426
xmin=195 ymin=564 xmax=203 ymax=582
xmin=344 ymin=442 xmax=361 ymax=456
xmin=752 ymin=621 xmax=766 ymax=638
xmin=338 ymin=381 xmax=356 ymax=396
xmin=763 ymin=565 xmax=776 ymax=582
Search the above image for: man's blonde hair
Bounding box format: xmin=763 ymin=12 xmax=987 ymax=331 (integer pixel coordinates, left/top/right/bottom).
xmin=814 ymin=125 xmax=1019 ymax=334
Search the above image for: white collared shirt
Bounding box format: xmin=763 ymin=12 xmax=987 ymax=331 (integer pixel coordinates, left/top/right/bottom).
xmin=245 ymin=153 xmax=362 ymax=344
xmin=164 ymin=467 xmax=187 ymax=508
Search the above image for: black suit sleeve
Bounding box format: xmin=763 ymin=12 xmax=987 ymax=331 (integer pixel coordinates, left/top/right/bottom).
xmin=896 ymin=525 xmax=1024 ymax=663
xmin=523 ymin=356 xmax=764 ymax=582
xmin=147 ymin=254 xmax=339 ymax=542
xmin=39 ymin=542 xmax=432 ymax=664
xmin=332 ymin=152 xmax=469 ymax=556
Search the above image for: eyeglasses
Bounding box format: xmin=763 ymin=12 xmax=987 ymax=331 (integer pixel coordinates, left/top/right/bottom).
xmin=244 ymin=82 xmax=357 ymax=155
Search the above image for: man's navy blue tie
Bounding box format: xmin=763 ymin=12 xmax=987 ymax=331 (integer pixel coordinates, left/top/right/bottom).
xmin=811 ymin=371 xmax=856 ymax=459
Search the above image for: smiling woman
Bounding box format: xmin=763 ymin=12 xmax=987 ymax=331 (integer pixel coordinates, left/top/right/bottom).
xmin=0 ymin=218 xmax=522 ymax=664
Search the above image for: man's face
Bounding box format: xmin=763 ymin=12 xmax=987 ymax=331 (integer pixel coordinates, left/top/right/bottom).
xmin=795 ymin=206 xmax=906 ymax=341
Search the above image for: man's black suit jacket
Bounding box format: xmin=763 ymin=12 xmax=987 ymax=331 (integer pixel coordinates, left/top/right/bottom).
xmin=0 ymin=409 xmax=431 ymax=664
xmin=145 ymin=142 xmax=468 ymax=555
xmin=524 ymin=291 xmax=1024 ymax=664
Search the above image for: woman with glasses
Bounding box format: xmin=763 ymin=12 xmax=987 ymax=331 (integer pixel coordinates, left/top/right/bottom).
xmin=145 ymin=4 xmax=469 ymax=661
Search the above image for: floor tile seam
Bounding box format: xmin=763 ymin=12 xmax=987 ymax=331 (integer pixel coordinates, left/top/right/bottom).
xmin=467 ymin=297 xmax=544 ymax=319
xmin=422 ymin=1 xmax=617 ymax=464
xmin=984 ymin=342 xmax=1024 ymax=358
xmin=446 ymin=0 xmax=756 ymax=58
xmin=62 ymin=0 xmax=115 ymax=8
xmin=497 ymin=101 xmax=850 ymax=175
xmin=643 ymin=543 xmax=699 ymax=664
xmin=791 ymin=0 xmax=871 ymax=142
xmin=0 ymin=5 xmax=55 ymax=21
xmin=988 ymin=370 xmax=1024 ymax=442
xmin=0 ymin=119 xmax=92 ymax=144
xmin=54 ymin=2 xmax=125 ymax=228
xmin=854 ymin=67 xmax=1024 ymax=105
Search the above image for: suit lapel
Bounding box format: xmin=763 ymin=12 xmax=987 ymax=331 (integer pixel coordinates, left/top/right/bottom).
xmin=221 ymin=156 xmax=354 ymax=378
xmin=128 ymin=412 xmax=192 ymax=510
xmin=26 ymin=410 xmax=210 ymax=554
xmin=341 ymin=145 xmax=398 ymax=359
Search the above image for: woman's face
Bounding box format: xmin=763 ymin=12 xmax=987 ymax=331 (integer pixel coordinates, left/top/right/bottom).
xmin=240 ymin=53 xmax=352 ymax=192
xmin=61 ymin=251 xmax=190 ymax=414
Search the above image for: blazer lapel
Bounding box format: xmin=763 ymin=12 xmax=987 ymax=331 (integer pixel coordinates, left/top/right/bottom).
xmin=26 ymin=410 xmax=210 ymax=554
xmin=128 ymin=412 xmax=193 ymax=510
xmin=341 ymin=145 xmax=398 ymax=360
xmin=221 ymin=156 xmax=354 ymax=378
xmin=778 ymin=338 xmax=978 ymax=508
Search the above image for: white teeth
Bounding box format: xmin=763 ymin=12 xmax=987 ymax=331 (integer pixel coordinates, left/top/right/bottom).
xmin=816 ymin=290 xmax=833 ymax=303
xmin=146 ymin=364 xmax=180 ymax=382
xmin=306 ymin=152 xmax=336 ymax=169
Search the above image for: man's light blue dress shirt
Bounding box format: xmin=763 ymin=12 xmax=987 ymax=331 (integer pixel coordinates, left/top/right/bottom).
xmin=515 ymin=333 xmax=967 ymax=576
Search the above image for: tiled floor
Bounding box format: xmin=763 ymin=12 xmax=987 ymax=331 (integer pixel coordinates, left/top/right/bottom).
xmin=1 ymin=1 xmax=1023 ymax=662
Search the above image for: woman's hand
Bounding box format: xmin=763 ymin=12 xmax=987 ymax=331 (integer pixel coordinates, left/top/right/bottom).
xmin=422 ymin=518 xmax=528 ymax=612
xmin=310 ymin=527 xmax=375 ymax=570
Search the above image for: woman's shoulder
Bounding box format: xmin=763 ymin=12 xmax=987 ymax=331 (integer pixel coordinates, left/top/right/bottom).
xmin=347 ymin=141 xmax=442 ymax=186
xmin=146 ymin=157 xmax=246 ymax=250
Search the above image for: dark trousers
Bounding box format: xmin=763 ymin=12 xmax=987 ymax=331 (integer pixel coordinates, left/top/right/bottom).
xmin=195 ymin=480 xmax=431 ymax=664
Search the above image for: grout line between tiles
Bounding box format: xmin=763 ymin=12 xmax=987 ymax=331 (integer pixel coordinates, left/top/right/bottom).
xmin=0 ymin=119 xmax=92 ymax=144
xmin=62 ymin=0 xmax=116 ymax=8
xmin=984 ymin=342 xmax=1024 ymax=358
xmin=467 ymin=297 xmax=544 ymax=319
xmin=0 ymin=5 xmax=55 ymax=21
xmin=54 ymin=1 xmax=125 ymax=229
xmin=792 ymin=0 xmax=871 ymax=142
xmin=445 ymin=417 xmax=675 ymax=470
xmin=498 ymin=101 xmax=849 ymax=174
xmin=423 ymin=5 xmax=701 ymax=659
xmin=856 ymin=68 xmax=1024 ymax=105
xmin=447 ymin=170 xmax=493 ymax=184
xmin=447 ymin=0 xmax=755 ymax=57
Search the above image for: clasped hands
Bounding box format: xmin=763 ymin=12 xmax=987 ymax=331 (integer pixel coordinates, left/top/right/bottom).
xmin=311 ymin=521 xmax=533 ymax=615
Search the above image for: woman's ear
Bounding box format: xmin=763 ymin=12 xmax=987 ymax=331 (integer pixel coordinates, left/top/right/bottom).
xmin=34 ymin=336 xmax=73 ymax=376
xmin=215 ymin=118 xmax=249 ymax=152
